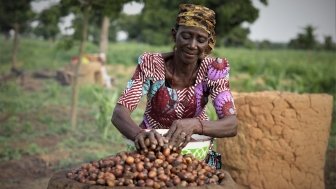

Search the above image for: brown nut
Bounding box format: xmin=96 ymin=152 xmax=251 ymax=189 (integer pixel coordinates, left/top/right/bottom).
xmin=126 ymin=156 xmax=135 ymax=165
xmin=145 ymin=179 xmax=154 ymax=187
xmin=137 ymin=179 xmax=145 ymax=187
xmin=96 ymin=178 xmax=105 ymax=185
xmin=106 ymin=179 xmax=115 ymax=187
xmin=163 ymin=148 xmax=171 ymax=156
xmin=148 ymin=170 xmax=157 ymax=179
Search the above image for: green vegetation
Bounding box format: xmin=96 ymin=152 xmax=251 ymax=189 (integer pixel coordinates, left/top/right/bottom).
xmin=0 ymin=37 xmax=335 ymax=168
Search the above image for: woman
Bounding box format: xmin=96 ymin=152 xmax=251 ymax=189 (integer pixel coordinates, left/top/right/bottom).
xmin=112 ymin=4 xmax=237 ymax=154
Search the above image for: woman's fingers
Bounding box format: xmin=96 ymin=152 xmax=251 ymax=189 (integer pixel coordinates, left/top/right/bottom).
xmin=169 ymin=131 xmax=186 ymax=150
xmin=165 ymin=124 xmax=177 ymax=142
xmin=134 ymin=138 xmax=140 ymax=150
xmin=148 ymin=131 xmax=156 ymax=145
xmin=137 ymin=133 xmax=148 ymax=152
xmin=179 ymin=134 xmax=191 ymax=149
xmin=136 ymin=127 xmax=192 ymax=152
xmin=154 ymin=131 xmax=165 ymax=147
xmin=148 ymin=131 xmax=158 ymax=149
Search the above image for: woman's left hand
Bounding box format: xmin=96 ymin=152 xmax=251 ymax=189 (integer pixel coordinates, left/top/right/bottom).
xmin=165 ymin=118 xmax=200 ymax=150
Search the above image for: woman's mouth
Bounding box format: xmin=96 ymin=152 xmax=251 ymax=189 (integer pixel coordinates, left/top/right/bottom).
xmin=183 ymin=51 xmax=197 ymax=59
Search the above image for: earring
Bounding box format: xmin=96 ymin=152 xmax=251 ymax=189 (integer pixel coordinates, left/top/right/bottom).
xmin=173 ymin=45 xmax=177 ymax=52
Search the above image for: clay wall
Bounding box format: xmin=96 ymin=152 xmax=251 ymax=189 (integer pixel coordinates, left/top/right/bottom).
xmin=217 ymin=92 xmax=333 ymax=189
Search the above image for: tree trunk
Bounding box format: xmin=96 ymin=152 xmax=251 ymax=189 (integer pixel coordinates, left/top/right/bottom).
xmin=99 ymin=16 xmax=110 ymax=54
xmin=70 ymin=7 xmax=89 ymax=129
xmin=11 ymin=23 xmax=19 ymax=70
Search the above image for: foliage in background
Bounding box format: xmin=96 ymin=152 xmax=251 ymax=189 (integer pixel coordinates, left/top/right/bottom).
xmin=323 ymin=36 xmax=336 ymax=51
xmin=289 ymin=25 xmax=318 ymax=50
xmin=93 ymin=87 xmax=120 ymax=140
xmin=0 ymin=0 xmax=35 ymax=69
xmin=32 ymin=4 xmax=61 ymax=41
xmin=0 ymin=1 xmax=35 ymax=35
xmin=119 ymin=0 xmax=267 ymax=46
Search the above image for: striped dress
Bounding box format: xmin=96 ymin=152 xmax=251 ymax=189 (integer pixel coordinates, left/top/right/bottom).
xmin=117 ymin=52 xmax=236 ymax=129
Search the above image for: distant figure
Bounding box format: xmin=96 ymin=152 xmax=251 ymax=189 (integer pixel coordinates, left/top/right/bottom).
xmin=98 ymin=53 xmax=112 ymax=89
xmin=57 ymin=53 xmax=112 ymax=88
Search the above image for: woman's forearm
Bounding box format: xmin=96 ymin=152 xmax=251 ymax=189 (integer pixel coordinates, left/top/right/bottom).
xmin=111 ymin=104 xmax=142 ymax=141
xmin=195 ymin=115 xmax=237 ymax=138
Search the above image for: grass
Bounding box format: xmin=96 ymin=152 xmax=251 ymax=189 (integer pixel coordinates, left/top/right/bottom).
xmin=0 ymin=35 xmax=335 ymax=167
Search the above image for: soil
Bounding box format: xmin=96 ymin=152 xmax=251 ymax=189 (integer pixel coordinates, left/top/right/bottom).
xmin=325 ymin=148 xmax=336 ymax=189
xmin=0 ymin=156 xmax=51 ymax=189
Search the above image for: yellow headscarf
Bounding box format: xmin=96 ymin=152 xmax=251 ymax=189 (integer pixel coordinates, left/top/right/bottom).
xmin=176 ymin=4 xmax=216 ymax=52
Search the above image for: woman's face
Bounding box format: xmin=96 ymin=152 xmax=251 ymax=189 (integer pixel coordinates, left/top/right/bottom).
xmin=173 ymin=26 xmax=209 ymax=64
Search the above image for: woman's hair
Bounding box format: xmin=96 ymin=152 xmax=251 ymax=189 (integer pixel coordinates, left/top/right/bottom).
xmin=175 ymin=4 xmax=216 ymax=53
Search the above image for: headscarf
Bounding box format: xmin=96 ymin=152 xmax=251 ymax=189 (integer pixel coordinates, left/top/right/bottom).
xmin=176 ymin=4 xmax=216 ymax=52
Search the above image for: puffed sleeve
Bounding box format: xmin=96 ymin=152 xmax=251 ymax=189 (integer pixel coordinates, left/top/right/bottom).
xmin=207 ymin=57 xmax=236 ymax=119
xmin=117 ymin=53 xmax=151 ymax=112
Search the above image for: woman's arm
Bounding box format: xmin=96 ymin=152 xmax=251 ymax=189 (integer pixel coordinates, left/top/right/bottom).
xmin=165 ymin=115 xmax=237 ymax=149
xmin=195 ymin=115 xmax=237 ymax=138
xmin=112 ymin=104 xmax=165 ymax=151
xmin=111 ymin=104 xmax=141 ymax=141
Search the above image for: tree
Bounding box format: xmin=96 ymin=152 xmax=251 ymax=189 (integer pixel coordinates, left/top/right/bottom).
xmin=58 ymin=0 xmax=137 ymax=128
xmin=323 ymin=36 xmax=335 ymax=51
xmin=95 ymin=0 xmax=133 ymax=54
xmin=288 ymin=25 xmax=318 ymax=50
xmin=223 ymin=26 xmax=250 ymax=47
xmin=208 ymin=0 xmax=267 ymax=43
xmin=120 ymin=0 xmax=267 ymax=46
xmin=34 ymin=4 xmax=61 ymax=41
xmin=0 ymin=1 xmax=35 ymax=70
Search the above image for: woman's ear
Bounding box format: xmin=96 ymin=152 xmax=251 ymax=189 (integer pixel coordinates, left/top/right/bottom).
xmin=171 ymin=28 xmax=177 ymax=42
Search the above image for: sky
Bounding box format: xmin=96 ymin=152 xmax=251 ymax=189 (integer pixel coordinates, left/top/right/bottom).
xmin=249 ymin=0 xmax=336 ymax=43
xmin=31 ymin=0 xmax=336 ymax=43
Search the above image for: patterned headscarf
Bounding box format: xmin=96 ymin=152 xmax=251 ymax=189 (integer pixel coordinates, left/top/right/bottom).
xmin=176 ymin=4 xmax=216 ymax=52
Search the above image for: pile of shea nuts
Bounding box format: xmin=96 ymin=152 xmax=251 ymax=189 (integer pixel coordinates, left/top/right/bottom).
xmin=67 ymin=138 xmax=226 ymax=188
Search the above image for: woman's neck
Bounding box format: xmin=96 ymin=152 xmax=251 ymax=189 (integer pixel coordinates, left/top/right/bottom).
xmin=163 ymin=52 xmax=200 ymax=89
xmin=171 ymin=53 xmax=199 ymax=76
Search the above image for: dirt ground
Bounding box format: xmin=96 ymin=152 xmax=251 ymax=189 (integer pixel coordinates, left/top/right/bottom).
xmin=0 ymin=156 xmax=52 ymax=189
xmin=325 ymin=148 xmax=336 ymax=189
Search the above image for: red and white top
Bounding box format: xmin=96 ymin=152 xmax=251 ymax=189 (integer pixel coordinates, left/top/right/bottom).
xmin=117 ymin=52 xmax=236 ymax=129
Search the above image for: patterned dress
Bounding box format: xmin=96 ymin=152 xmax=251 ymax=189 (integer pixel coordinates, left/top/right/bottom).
xmin=117 ymin=52 xmax=236 ymax=129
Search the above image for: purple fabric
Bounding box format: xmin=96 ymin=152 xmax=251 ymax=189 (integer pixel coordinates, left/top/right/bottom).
xmin=214 ymin=91 xmax=232 ymax=117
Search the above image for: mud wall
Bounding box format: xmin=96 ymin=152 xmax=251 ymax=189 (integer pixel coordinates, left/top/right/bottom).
xmin=217 ymin=91 xmax=333 ymax=189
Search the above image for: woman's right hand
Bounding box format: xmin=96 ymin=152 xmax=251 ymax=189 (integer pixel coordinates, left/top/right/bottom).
xmin=134 ymin=129 xmax=167 ymax=152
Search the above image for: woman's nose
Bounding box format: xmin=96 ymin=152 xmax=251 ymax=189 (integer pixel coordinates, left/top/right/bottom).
xmin=188 ymin=38 xmax=197 ymax=49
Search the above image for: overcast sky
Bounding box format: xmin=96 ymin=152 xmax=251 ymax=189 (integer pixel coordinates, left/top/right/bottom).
xmin=32 ymin=0 xmax=336 ymax=43
xmin=249 ymin=0 xmax=336 ymax=43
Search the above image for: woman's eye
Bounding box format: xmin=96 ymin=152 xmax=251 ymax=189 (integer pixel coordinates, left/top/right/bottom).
xmin=181 ymin=33 xmax=191 ymax=39
xmin=198 ymin=37 xmax=207 ymax=43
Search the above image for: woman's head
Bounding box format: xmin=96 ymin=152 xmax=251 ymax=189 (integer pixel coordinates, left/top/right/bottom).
xmin=175 ymin=4 xmax=216 ymax=55
xmin=173 ymin=25 xmax=209 ymax=64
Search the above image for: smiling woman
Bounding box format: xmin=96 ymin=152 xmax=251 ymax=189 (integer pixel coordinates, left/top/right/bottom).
xmin=111 ymin=4 xmax=237 ymax=163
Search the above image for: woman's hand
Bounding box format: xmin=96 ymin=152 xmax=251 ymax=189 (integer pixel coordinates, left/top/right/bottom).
xmin=134 ymin=129 xmax=166 ymax=152
xmin=165 ymin=118 xmax=201 ymax=150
